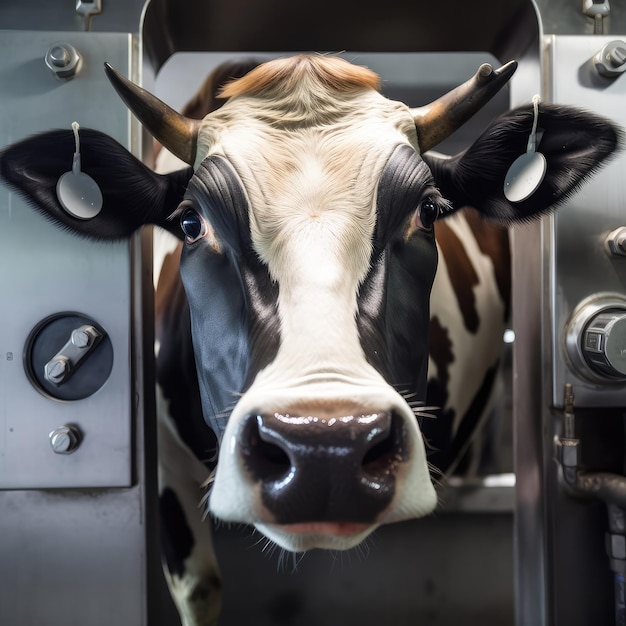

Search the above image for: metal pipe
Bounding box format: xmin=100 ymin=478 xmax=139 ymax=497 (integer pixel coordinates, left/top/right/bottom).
xmin=562 ymin=469 xmax=626 ymax=508
xmin=555 ymin=386 xmax=626 ymax=509
xmin=554 ymin=386 xmax=626 ymax=626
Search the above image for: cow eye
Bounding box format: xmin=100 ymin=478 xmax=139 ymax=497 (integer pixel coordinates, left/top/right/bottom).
xmin=180 ymin=208 xmax=207 ymax=243
xmin=416 ymin=197 xmax=439 ymax=231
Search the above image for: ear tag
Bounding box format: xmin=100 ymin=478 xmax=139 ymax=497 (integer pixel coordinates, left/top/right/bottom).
xmin=503 ymin=95 xmax=546 ymax=203
xmin=56 ymin=121 xmax=103 ymax=220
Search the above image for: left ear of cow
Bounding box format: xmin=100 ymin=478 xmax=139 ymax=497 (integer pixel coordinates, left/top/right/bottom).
xmin=0 ymin=128 xmax=192 ymax=240
xmin=425 ymin=103 xmax=622 ymax=223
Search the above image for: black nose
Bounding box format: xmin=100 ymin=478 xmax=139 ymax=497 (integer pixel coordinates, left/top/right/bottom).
xmin=238 ymin=411 xmax=408 ymax=524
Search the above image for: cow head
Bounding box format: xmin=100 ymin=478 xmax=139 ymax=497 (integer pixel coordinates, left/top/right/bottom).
xmin=0 ymin=55 xmax=620 ymax=552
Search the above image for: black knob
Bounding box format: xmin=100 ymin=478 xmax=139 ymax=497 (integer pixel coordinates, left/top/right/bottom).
xmin=582 ymin=310 xmax=626 ymax=379
xmin=565 ymin=295 xmax=626 ymax=384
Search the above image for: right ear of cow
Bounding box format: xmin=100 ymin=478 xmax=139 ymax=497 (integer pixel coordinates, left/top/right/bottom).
xmin=0 ymin=128 xmax=192 ymax=240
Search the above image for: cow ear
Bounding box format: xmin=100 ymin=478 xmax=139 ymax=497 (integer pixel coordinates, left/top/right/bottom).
xmin=0 ymin=128 xmax=192 ymax=240
xmin=424 ymin=103 xmax=622 ymax=224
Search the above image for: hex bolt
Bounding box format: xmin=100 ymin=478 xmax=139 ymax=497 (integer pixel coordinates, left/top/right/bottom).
xmin=594 ymin=41 xmax=626 ymax=78
xmin=45 ymin=43 xmax=82 ymax=79
xmin=71 ymin=325 xmax=101 ymax=349
xmin=49 ymin=425 xmax=81 ymax=455
xmin=44 ymin=355 xmax=71 ymax=385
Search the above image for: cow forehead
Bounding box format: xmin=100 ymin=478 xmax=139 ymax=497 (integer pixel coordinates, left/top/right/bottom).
xmin=193 ymin=89 xmax=421 ymax=274
xmin=194 ymin=88 xmax=419 ymax=177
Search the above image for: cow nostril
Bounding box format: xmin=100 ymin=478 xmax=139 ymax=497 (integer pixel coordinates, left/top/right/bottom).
xmin=240 ymin=415 xmax=292 ymax=482
xmin=362 ymin=437 xmax=394 ymax=471
xmin=255 ymin=438 xmax=292 ymax=480
xmin=362 ymin=413 xmax=405 ymax=479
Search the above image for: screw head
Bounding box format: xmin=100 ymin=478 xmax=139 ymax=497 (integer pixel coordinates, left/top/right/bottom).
xmin=609 ymin=46 xmax=626 ymax=68
xmin=49 ymin=425 xmax=80 ymax=454
xmin=44 ymin=356 xmax=71 ymax=385
xmin=594 ymin=41 xmax=626 ymax=78
xmin=71 ymin=325 xmax=100 ymax=349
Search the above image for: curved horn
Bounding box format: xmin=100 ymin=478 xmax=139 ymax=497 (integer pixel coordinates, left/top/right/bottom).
xmin=104 ymin=63 xmax=201 ymax=166
xmin=411 ymin=60 xmax=518 ymax=153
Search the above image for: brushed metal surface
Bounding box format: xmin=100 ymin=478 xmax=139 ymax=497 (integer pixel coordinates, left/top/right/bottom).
xmin=0 ymin=31 xmax=133 ymax=489
xmin=547 ymin=35 xmax=626 ymax=408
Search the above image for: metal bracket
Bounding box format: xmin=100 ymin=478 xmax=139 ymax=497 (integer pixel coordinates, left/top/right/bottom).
xmin=76 ymin=0 xmax=102 ymax=31
xmin=43 ymin=324 xmax=104 ymax=386
xmin=583 ymin=0 xmax=611 ymax=35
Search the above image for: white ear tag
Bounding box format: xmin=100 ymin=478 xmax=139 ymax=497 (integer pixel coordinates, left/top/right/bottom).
xmin=503 ymin=95 xmax=546 ymax=203
xmin=56 ymin=121 xmax=103 ymax=220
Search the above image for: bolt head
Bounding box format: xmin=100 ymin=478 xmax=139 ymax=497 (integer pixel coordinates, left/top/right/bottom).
xmin=49 ymin=45 xmax=71 ymax=68
xmin=45 ymin=43 xmax=81 ymax=79
xmin=44 ymin=356 xmax=71 ymax=384
xmin=49 ymin=426 xmax=80 ymax=454
xmin=71 ymin=326 xmax=99 ymax=348
xmin=610 ymin=46 xmax=626 ymax=68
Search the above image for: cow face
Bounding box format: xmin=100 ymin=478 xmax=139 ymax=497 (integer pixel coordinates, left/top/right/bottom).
xmin=0 ymin=55 xmax=620 ymax=553
xmin=179 ymin=131 xmax=444 ymax=551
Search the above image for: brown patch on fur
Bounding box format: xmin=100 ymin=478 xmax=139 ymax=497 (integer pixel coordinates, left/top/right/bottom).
xmin=462 ymin=207 xmax=511 ymax=321
xmin=219 ymin=55 xmax=381 ymax=99
xmin=435 ymin=219 xmax=480 ymax=334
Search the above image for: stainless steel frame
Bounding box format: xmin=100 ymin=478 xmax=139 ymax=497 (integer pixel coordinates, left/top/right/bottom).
xmin=0 ymin=23 xmax=169 ymax=626
xmin=512 ymin=11 xmax=626 ymax=626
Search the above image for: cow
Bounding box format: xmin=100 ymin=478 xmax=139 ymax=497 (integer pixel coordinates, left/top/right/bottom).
xmin=0 ymin=54 xmax=620 ymax=626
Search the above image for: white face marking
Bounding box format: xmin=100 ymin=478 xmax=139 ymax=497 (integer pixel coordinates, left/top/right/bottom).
xmin=206 ymin=94 xmax=413 ymax=378
xmin=193 ymin=82 xmax=436 ymax=551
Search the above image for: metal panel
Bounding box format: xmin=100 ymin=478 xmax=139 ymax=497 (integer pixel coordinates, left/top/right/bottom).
xmin=547 ymin=35 xmax=626 ymax=408
xmin=0 ymin=30 xmax=134 ymax=488
xmin=513 ymin=32 xmax=626 ymax=626
xmin=0 ymin=27 xmax=175 ymax=626
xmin=0 ymin=489 xmax=148 ymax=626
xmin=0 ymin=0 xmax=145 ymax=34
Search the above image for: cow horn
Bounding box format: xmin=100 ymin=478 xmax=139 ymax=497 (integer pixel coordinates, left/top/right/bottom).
xmin=104 ymin=63 xmax=201 ymax=166
xmin=411 ymin=60 xmax=518 ymax=153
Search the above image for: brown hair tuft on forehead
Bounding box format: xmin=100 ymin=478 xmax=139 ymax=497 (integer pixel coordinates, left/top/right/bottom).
xmin=219 ymin=54 xmax=381 ymax=99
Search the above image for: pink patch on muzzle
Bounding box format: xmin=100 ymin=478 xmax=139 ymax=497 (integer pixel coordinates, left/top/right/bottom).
xmin=277 ymin=522 xmax=371 ymax=536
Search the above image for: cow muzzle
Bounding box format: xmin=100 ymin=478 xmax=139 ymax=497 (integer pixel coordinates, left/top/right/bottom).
xmin=238 ymin=410 xmax=405 ymax=525
xmin=209 ymin=389 xmax=438 ymax=552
